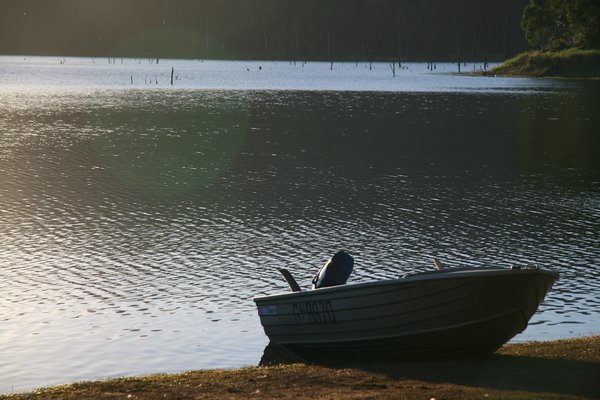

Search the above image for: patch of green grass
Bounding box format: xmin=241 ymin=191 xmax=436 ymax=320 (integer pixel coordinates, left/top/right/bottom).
xmin=490 ymin=48 xmax=600 ymax=77
xmin=2 ymin=336 xmax=599 ymax=400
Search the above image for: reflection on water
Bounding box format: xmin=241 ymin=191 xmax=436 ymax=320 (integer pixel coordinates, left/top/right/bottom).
xmin=0 ymin=58 xmax=599 ymax=393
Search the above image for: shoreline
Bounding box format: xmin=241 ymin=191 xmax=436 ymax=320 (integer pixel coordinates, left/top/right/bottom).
xmin=486 ymin=48 xmax=600 ymax=78
xmin=2 ymin=335 xmax=598 ymax=400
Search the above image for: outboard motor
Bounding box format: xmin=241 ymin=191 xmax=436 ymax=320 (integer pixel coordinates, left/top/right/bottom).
xmin=311 ymin=250 xmax=354 ymax=289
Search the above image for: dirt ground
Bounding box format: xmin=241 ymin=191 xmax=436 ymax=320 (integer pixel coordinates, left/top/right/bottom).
xmin=2 ymin=336 xmax=599 ymax=400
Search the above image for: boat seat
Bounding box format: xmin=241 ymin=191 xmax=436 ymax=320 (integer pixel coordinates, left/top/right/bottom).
xmin=312 ymin=250 xmax=354 ymax=289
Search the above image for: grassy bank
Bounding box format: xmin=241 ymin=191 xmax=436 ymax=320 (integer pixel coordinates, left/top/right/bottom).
xmin=489 ymin=48 xmax=600 ymax=78
xmin=2 ymin=336 xmax=598 ymax=400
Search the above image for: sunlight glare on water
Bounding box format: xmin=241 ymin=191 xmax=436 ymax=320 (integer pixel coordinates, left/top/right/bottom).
xmin=0 ymin=55 xmax=571 ymax=92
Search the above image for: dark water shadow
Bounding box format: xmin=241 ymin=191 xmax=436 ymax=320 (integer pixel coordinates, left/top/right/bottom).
xmin=260 ymin=343 xmax=600 ymax=398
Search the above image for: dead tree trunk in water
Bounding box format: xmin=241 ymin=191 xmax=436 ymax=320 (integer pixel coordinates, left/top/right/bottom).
xmin=396 ymin=22 xmax=402 ymax=70
xmin=457 ymin=43 xmax=461 ymax=73
xmin=294 ymin=25 xmax=300 ymax=65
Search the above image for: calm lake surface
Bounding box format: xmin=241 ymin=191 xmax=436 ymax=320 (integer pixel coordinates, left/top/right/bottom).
xmin=0 ymin=56 xmax=599 ymax=392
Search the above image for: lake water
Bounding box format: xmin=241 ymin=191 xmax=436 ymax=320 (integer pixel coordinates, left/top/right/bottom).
xmin=0 ymin=56 xmax=599 ymax=393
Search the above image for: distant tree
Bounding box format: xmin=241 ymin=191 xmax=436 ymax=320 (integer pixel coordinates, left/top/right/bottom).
xmin=521 ymin=0 xmax=600 ymax=49
xmin=521 ymin=0 xmax=557 ymax=49
xmin=566 ymin=0 xmax=600 ymax=48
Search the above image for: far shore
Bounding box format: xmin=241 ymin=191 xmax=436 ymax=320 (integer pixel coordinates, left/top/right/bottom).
xmin=486 ymin=48 xmax=600 ymax=78
xmin=2 ymin=335 xmax=598 ymax=400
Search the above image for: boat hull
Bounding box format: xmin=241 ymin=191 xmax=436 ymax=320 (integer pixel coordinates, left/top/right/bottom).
xmin=254 ymin=268 xmax=558 ymax=358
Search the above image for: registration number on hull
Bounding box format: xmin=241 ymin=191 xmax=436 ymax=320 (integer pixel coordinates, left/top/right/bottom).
xmin=292 ymin=300 xmax=337 ymax=325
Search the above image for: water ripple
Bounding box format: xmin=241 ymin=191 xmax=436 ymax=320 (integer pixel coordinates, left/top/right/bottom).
xmin=1 ymin=78 xmax=599 ymax=393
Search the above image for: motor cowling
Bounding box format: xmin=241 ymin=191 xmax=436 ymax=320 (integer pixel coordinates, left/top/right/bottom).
xmin=311 ymin=250 xmax=354 ymax=289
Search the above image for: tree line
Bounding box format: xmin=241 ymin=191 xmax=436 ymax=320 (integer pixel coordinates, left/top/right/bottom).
xmin=521 ymin=0 xmax=600 ymax=50
xmin=1 ymin=0 xmax=532 ymax=60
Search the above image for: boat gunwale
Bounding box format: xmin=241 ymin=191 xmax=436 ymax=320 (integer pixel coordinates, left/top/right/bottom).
xmin=253 ymin=267 xmax=559 ymax=303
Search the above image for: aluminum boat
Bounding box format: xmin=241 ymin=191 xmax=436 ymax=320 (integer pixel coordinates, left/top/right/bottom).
xmin=254 ymin=253 xmax=558 ymax=358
